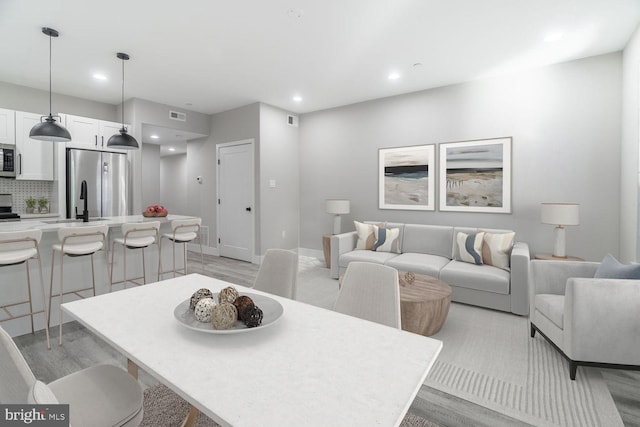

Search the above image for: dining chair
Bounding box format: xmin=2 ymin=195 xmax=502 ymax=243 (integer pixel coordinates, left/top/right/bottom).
xmin=0 ymin=229 xmax=50 ymax=350
xmin=253 ymin=249 xmax=299 ymax=299
xmin=334 ymin=261 xmax=401 ymax=329
xmin=0 ymin=325 xmax=143 ymax=426
xmin=49 ymin=225 xmax=109 ymax=345
xmin=159 ymin=217 xmax=204 ymax=279
xmin=110 ymin=221 xmax=161 ymax=290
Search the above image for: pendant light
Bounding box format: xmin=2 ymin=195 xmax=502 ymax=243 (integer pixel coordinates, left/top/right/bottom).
xmin=29 ymin=27 xmax=72 ymax=142
xmin=107 ymin=52 xmax=139 ymax=149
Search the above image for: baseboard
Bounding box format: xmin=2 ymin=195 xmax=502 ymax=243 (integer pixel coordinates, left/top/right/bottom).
xmin=299 ymin=247 xmax=324 ymax=260
xmin=187 ymin=243 xmax=218 ymax=256
xmin=187 ymin=246 xmax=323 ymax=265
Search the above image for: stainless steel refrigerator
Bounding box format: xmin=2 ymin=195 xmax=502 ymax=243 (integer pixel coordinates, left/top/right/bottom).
xmin=66 ymin=148 xmax=131 ymax=219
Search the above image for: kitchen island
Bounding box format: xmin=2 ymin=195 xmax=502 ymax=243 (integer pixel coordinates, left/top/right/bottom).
xmin=0 ymin=214 xmax=199 ymax=339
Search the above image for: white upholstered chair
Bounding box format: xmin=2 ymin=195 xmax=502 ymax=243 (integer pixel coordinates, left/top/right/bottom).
xmin=49 ymin=225 xmax=109 ymax=345
xmin=253 ymin=249 xmax=299 ymax=299
xmin=0 ymin=229 xmax=50 ymax=349
xmin=110 ymin=221 xmax=161 ymax=290
xmin=0 ymin=325 xmax=143 ymax=426
xmin=334 ymin=261 xmax=401 ymax=329
xmin=530 ymin=259 xmax=640 ymax=380
xmin=159 ymin=217 xmax=204 ymax=279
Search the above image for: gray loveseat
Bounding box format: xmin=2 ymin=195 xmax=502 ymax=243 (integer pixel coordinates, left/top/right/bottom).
xmin=331 ymin=222 xmax=530 ymax=315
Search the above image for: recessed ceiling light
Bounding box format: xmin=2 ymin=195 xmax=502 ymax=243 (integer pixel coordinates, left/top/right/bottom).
xmin=93 ymin=73 xmax=107 ymax=81
xmin=150 ymin=135 xmax=159 ymax=139
xmin=168 ymin=147 xmax=175 ymax=152
xmin=388 ymin=72 xmax=400 ymax=80
xmin=293 ymin=95 xmax=303 ymax=102
xmin=544 ymin=32 xmax=563 ymax=42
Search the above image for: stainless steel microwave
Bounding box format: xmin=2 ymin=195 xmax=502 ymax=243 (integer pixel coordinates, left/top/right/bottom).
xmin=0 ymin=143 xmax=16 ymax=178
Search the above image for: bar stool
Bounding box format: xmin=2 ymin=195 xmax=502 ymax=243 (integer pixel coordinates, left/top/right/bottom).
xmin=0 ymin=229 xmax=51 ymax=350
xmin=159 ymin=218 xmax=203 ymax=279
xmin=48 ymin=225 xmax=108 ymax=346
xmin=110 ymin=221 xmax=161 ymax=291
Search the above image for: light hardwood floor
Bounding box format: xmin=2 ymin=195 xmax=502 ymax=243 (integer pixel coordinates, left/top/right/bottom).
xmin=11 ymin=252 xmax=640 ymax=427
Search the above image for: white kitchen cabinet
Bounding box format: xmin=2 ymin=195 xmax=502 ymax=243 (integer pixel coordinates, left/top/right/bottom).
xmin=0 ymin=108 xmax=16 ymax=145
xmin=14 ymin=111 xmax=55 ymax=181
xmin=65 ymin=114 xmax=128 ymax=151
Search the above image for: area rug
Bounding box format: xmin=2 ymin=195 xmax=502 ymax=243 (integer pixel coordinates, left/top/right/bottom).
xmin=141 ymin=383 xmax=440 ymax=427
xmin=424 ymin=303 xmax=624 ymax=427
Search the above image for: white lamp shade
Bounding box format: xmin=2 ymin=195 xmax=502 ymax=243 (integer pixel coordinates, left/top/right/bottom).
xmin=325 ymin=199 xmax=350 ymax=215
xmin=541 ymin=203 xmax=580 ymax=226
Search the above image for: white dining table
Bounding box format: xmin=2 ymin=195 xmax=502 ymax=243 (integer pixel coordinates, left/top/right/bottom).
xmin=62 ymin=273 xmax=442 ymax=427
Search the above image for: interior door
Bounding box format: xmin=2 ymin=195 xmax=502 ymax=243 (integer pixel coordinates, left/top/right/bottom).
xmin=217 ymin=141 xmax=254 ymax=262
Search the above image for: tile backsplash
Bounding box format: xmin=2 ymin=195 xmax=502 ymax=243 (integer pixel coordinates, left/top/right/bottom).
xmin=0 ymin=179 xmax=59 ymax=214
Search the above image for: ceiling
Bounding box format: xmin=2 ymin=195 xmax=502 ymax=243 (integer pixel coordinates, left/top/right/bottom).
xmin=0 ymin=0 xmax=639 ymax=117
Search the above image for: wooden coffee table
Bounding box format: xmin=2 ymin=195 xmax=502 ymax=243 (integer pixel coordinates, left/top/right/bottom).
xmin=338 ymin=271 xmax=452 ymax=336
xmin=398 ymin=271 xmax=452 ymax=336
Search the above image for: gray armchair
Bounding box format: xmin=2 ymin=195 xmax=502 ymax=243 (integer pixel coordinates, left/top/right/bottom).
xmin=529 ymin=259 xmax=640 ymax=380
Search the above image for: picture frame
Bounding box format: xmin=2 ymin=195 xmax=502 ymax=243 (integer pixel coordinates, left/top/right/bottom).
xmin=438 ymin=137 xmax=512 ymax=213
xmin=379 ymin=144 xmax=435 ymax=211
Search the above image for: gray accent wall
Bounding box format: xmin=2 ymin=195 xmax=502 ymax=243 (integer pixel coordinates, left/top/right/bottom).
xmin=187 ymin=103 xmax=260 ymax=252
xmin=0 ymin=81 xmax=117 ymax=121
xmin=259 ymin=103 xmax=300 ymax=252
xmin=622 ymin=26 xmax=640 ymax=262
xmin=299 ymin=53 xmax=622 ymax=262
xmin=160 ymin=153 xmax=188 ymax=215
xmin=141 ymin=143 xmax=160 ymax=209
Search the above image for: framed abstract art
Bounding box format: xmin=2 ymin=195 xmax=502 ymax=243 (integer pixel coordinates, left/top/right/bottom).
xmin=379 ymin=144 xmax=435 ymax=211
xmin=438 ymin=137 xmax=512 ymax=213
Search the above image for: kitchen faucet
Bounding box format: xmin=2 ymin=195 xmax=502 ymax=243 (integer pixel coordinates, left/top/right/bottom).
xmin=76 ymin=180 xmax=89 ymax=222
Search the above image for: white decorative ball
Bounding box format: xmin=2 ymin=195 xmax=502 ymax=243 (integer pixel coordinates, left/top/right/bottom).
xmin=194 ymin=298 xmax=216 ymax=322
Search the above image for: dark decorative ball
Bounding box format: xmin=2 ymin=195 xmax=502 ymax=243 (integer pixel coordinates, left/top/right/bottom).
xmin=241 ymin=304 xmax=263 ymax=328
xmin=233 ymin=296 xmax=254 ymax=321
xmin=190 ymin=288 xmax=213 ymax=310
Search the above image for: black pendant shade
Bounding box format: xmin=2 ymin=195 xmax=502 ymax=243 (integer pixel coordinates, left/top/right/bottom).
xmin=30 ymin=27 xmax=71 ymax=142
xmin=29 ymin=115 xmax=72 ymax=142
xmin=107 ymin=52 xmax=138 ymax=150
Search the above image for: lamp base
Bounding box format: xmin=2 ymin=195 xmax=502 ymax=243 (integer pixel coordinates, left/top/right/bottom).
xmin=552 ymin=226 xmax=566 ymax=258
xmin=333 ymin=215 xmax=342 ymax=235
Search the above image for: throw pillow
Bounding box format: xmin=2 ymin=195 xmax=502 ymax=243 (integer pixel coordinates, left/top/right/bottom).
xmin=354 ymin=221 xmax=383 ymax=250
xmin=594 ymin=254 xmax=640 ymax=279
xmin=456 ymin=232 xmax=485 ymax=265
xmin=482 ymin=232 xmax=515 ymax=271
xmin=373 ymin=226 xmax=401 ymax=253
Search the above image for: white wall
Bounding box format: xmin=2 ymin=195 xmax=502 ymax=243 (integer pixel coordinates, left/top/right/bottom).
xmin=299 ymin=53 xmax=622 ymax=262
xmin=621 ymin=25 xmax=640 ymax=262
xmin=160 ymin=153 xmax=188 ymax=214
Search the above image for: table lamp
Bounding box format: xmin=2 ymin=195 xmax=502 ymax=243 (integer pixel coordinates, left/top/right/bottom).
xmin=541 ymin=203 xmax=579 ymax=258
xmin=325 ymin=199 xmax=350 ymax=235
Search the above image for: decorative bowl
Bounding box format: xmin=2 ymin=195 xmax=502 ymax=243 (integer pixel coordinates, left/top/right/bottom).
xmin=142 ymin=212 xmax=168 ymax=217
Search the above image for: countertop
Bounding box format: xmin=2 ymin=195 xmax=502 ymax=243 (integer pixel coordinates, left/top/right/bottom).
xmin=0 ymin=214 xmax=197 ymax=233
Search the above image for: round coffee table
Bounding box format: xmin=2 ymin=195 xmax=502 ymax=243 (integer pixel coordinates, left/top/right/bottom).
xmin=398 ymin=271 xmax=452 ymax=336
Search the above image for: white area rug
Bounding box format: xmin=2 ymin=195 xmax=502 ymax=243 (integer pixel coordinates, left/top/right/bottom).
xmin=426 ymin=303 xmax=623 ymax=427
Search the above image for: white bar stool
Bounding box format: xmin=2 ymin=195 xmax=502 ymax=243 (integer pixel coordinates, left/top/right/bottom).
xmin=48 ymin=225 xmax=109 ymax=346
xmin=0 ymin=229 xmax=51 ymax=350
xmin=159 ymin=218 xmax=203 ymax=279
xmin=110 ymin=221 xmax=161 ymax=291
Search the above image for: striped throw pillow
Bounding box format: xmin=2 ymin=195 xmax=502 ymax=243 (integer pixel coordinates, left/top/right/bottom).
xmin=482 ymin=232 xmax=515 ymax=271
xmin=373 ymin=226 xmax=401 ymax=253
xmin=456 ymin=232 xmax=485 ymax=265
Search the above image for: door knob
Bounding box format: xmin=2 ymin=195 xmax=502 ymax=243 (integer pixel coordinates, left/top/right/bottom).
xmin=246 ymin=207 xmax=252 ymax=212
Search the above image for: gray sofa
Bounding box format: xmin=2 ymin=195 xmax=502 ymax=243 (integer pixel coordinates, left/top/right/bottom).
xmin=331 ymin=223 xmax=530 ymax=315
